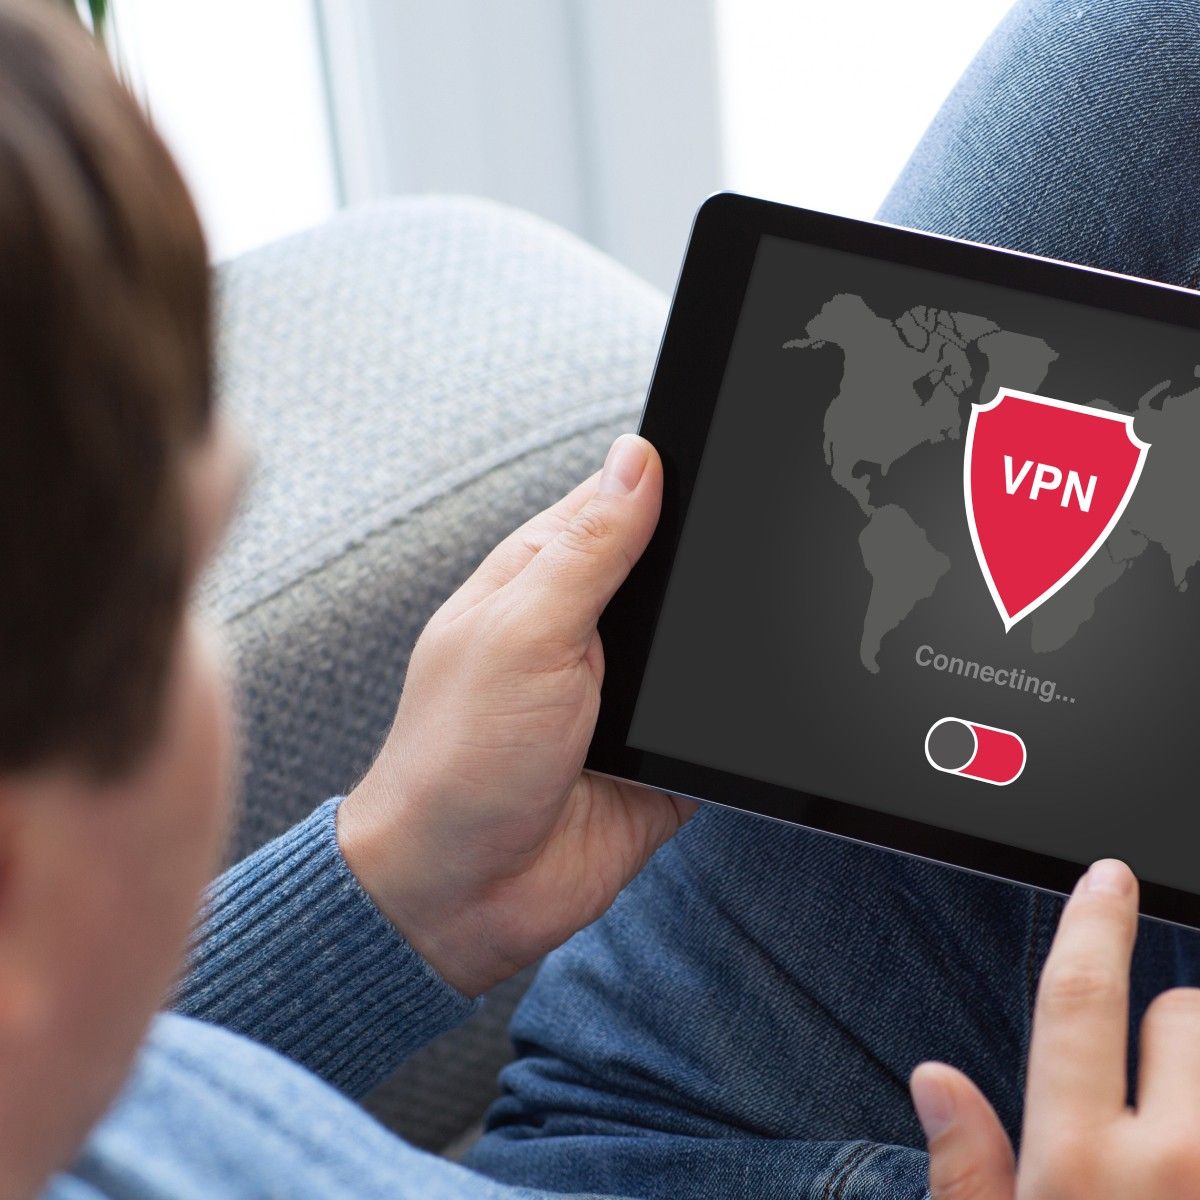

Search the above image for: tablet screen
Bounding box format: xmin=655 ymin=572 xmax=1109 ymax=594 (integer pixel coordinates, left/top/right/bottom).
xmin=626 ymin=232 xmax=1200 ymax=893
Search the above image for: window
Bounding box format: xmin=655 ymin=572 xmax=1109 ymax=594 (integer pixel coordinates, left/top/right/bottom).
xmin=715 ymin=0 xmax=1014 ymax=219
xmin=113 ymin=0 xmax=338 ymax=261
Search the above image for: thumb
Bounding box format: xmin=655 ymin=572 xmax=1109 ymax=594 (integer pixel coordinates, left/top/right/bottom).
xmin=911 ymin=1062 xmax=1016 ymax=1200
xmin=514 ymin=434 xmax=662 ymax=645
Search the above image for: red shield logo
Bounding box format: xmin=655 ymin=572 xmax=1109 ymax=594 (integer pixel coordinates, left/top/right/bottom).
xmin=964 ymin=389 xmax=1150 ymax=630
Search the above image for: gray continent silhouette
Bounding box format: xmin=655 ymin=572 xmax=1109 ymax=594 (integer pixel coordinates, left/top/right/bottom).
xmin=785 ymin=294 xmax=1057 ymax=671
xmin=1029 ymin=371 xmax=1200 ymax=651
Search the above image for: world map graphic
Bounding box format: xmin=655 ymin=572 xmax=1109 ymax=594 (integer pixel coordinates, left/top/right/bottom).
xmin=783 ymin=294 xmax=1200 ymax=672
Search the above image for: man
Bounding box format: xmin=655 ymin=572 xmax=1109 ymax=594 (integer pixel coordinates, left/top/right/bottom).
xmin=2 ymin=2 xmax=1198 ymax=1198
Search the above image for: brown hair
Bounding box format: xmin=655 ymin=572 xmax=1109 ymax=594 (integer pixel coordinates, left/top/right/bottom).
xmin=0 ymin=1 xmax=211 ymax=777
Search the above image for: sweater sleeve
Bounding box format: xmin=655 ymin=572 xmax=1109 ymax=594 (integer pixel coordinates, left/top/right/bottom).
xmin=171 ymin=796 xmax=480 ymax=1098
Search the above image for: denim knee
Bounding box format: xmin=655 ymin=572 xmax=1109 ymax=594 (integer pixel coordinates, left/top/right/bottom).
xmin=880 ymin=0 xmax=1200 ymax=284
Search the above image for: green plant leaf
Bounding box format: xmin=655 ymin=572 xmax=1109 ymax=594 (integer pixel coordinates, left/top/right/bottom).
xmin=86 ymin=0 xmax=108 ymax=39
xmin=50 ymin=0 xmax=109 ymax=41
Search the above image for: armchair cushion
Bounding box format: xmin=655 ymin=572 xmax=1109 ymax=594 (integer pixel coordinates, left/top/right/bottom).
xmin=203 ymin=196 xmax=666 ymax=1150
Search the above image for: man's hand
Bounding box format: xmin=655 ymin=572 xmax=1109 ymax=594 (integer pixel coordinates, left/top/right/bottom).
xmin=336 ymin=434 xmax=695 ymax=997
xmin=912 ymin=859 xmax=1200 ymax=1198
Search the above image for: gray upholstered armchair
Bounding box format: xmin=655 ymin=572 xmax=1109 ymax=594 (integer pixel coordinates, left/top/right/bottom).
xmin=202 ymin=196 xmax=667 ymax=1152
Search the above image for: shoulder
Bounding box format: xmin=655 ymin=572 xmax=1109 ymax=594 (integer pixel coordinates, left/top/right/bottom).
xmin=49 ymin=1014 xmax=397 ymax=1199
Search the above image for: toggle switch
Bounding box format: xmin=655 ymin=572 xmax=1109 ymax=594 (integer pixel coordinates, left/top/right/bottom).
xmin=924 ymin=717 xmax=1025 ymax=786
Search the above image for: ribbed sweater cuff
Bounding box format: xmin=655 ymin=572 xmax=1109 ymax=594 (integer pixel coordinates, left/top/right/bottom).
xmin=172 ymin=797 xmax=480 ymax=1098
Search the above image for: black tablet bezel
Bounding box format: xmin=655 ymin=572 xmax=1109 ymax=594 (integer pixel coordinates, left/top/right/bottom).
xmin=585 ymin=191 xmax=1200 ymax=926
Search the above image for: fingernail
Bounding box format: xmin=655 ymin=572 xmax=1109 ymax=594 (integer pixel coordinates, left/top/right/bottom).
xmin=910 ymin=1066 xmax=955 ymax=1140
xmin=1087 ymin=858 xmax=1132 ymax=896
xmin=599 ymin=434 xmax=649 ymax=496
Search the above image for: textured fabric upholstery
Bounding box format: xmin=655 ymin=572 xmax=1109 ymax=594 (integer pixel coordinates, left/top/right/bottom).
xmin=202 ymin=196 xmax=666 ymax=1149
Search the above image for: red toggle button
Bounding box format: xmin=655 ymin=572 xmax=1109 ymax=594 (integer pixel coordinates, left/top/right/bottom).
xmin=924 ymin=717 xmax=1026 ymax=786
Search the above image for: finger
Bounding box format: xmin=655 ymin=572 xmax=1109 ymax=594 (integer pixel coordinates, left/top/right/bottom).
xmin=1023 ymin=859 xmax=1139 ymax=1132
xmin=507 ymin=434 xmax=662 ymax=646
xmin=438 ymin=468 xmax=604 ymax=621
xmin=1137 ymin=986 xmax=1200 ymax=1122
xmin=911 ymin=1062 xmax=1015 ymax=1200
xmin=580 ymin=773 xmax=699 ymax=896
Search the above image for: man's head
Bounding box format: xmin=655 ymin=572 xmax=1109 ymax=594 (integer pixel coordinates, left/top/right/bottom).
xmin=0 ymin=4 xmax=243 ymax=1192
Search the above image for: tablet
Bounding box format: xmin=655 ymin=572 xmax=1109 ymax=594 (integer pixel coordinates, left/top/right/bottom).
xmin=585 ymin=192 xmax=1200 ymax=925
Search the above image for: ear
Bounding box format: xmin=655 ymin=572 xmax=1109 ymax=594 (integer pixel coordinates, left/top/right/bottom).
xmin=0 ymin=774 xmax=126 ymax=1045
xmin=0 ymin=777 xmax=118 ymax=1200
xmin=0 ymin=788 xmax=52 ymax=1038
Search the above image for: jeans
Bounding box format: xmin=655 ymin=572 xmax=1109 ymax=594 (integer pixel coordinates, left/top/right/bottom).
xmin=467 ymin=2 xmax=1200 ymax=1196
